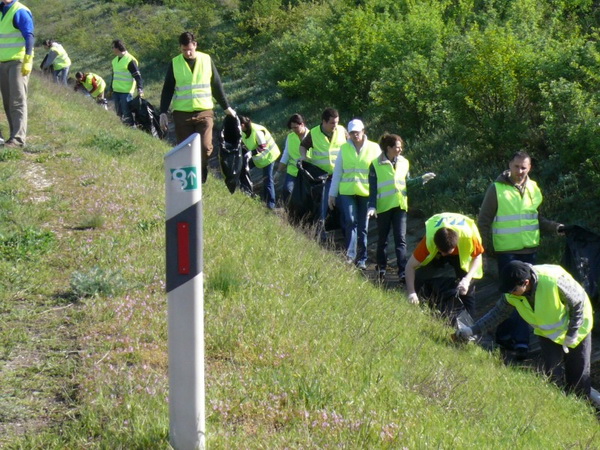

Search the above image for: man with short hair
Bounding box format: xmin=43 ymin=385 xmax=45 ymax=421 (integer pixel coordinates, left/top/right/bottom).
xmin=478 ymin=150 xmax=563 ymax=358
xmin=457 ymin=260 xmax=593 ymax=397
xmin=299 ymin=107 xmax=347 ymax=239
xmin=405 ymin=212 xmax=484 ymax=318
xmin=110 ymin=39 xmax=143 ymax=126
xmin=160 ymin=31 xmax=235 ymax=183
xmin=0 ymin=0 xmax=34 ymax=148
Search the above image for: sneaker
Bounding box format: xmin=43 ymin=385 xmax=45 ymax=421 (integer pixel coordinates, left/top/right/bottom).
xmin=356 ymin=261 xmax=367 ymax=270
xmin=345 ymin=257 xmax=354 ymax=265
xmin=4 ymin=139 xmax=22 ymax=148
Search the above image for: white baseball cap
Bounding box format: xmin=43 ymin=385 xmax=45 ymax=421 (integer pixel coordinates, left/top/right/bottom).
xmin=347 ymin=119 xmax=365 ymax=132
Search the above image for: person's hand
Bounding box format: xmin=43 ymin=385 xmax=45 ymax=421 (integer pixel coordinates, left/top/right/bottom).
xmin=456 ymin=326 xmax=474 ymax=340
xmin=562 ymin=335 xmax=577 ymax=353
xmin=557 ymin=224 xmax=566 ymax=236
xmin=225 ymin=107 xmax=236 ymax=117
xmin=21 ymin=54 xmax=33 ymax=76
xmin=407 ymin=293 xmax=419 ymax=305
xmin=367 ymin=207 xmax=377 ymax=218
xmin=138 ymin=89 xmax=144 ymax=99
xmin=457 ymin=277 xmax=471 ymax=295
xmin=422 ymin=172 xmax=436 ymax=184
xmin=327 ymin=196 xmax=336 ymax=211
xmin=159 ymin=113 xmax=169 ymax=132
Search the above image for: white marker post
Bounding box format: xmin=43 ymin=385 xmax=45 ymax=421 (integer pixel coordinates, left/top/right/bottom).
xmin=165 ymin=133 xmax=205 ymax=450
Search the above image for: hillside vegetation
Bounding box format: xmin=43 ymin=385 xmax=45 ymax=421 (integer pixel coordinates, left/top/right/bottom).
xmin=0 ymin=62 xmax=598 ymax=450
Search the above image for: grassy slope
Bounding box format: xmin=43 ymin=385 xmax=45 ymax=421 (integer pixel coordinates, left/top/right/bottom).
xmin=0 ymin=74 xmax=598 ymax=448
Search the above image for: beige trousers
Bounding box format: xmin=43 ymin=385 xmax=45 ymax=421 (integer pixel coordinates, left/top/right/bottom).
xmin=0 ymin=59 xmax=28 ymax=145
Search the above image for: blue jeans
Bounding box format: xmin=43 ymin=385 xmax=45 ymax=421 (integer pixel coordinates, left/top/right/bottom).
xmin=281 ymin=173 xmax=296 ymax=205
xmin=495 ymin=252 xmax=537 ymax=349
xmin=53 ymin=67 xmax=69 ymax=85
xmin=376 ymin=207 xmax=407 ymax=276
xmin=338 ymin=194 xmax=369 ymax=264
xmin=113 ymin=92 xmax=133 ymax=126
xmin=246 ymin=159 xmax=276 ymax=209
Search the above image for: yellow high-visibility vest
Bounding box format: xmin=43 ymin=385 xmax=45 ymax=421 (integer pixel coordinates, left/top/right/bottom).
xmin=338 ymin=140 xmax=381 ymax=196
xmin=242 ymin=124 xmax=281 ymax=169
xmin=0 ymin=2 xmax=29 ymax=62
xmin=307 ymin=125 xmax=346 ymax=174
xmin=111 ymin=52 xmax=138 ymax=94
xmin=50 ymin=43 xmax=71 ymax=70
xmin=82 ymin=73 xmax=106 ymax=98
xmin=373 ymin=153 xmax=410 ymax=213
xmin=172 ymin=52 xmax=213 ymax=112
xmin=506 ymin=264 xmax=593 ymax=347
xmin=285 ymin=132 xmax=301 ymax=177
xmin=492 ymin=180 xmax=542 ymax=251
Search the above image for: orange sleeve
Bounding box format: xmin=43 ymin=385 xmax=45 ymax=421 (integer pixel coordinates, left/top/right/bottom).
xmin=471 ymin=236 xmax=484 ymax=257
xmin=412 ymin=237 xmax=429 ymax=263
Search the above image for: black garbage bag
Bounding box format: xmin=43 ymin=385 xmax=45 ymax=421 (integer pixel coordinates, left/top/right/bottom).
xmin=417 ymin=276 xmax=474 ymax=327
xmin=218 ymin=114 xmax=243 ymax=194
xmin=288 ymin=160 xmax=328 ymax=225
xmin=128 ymin=97 xmax=164 ymax=139
xmin=562 ymin=225 xmax=600 ymax=306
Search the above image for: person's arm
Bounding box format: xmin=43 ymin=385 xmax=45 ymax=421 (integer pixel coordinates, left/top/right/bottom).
xmin=210 ymin=60 xmax=231 ymax=111
xmin=160 ymin=64 xmax=176 ymax=114
xmin=458 ymin=254 xmax=482 ymax=294
xmin=13 ymin=9 xmax=34 ymax=56
xmin=278 ymin=135 xmax=290 ymax=171
xmin=41 ymin=50 xmax=57 ymax=69
xmin=405 ymin=254 xmax=421 ymax=303
xmin=477 ymin=183 xmax=498 ymax=254
xmin=127 ymin=59 xmax=143 ymax=92
xmin=368 ymin=163 xmax=377 ymax=210
xmin=299 ymin=133 xmax=312 ymax=161
xmin=328 ymin=152 xmax=344 ymax=200
xmin=471 ymin=296 xmax=515 ymax=335
xmin=556 ymin=274 xmax=587 ymax=343
xmin=539 ymin=215 xmax=562 ymax=235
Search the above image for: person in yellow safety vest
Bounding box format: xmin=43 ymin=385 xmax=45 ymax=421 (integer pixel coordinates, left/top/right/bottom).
xmin=367 ymin=133 xmax=436 ymax=281
xmin=41 ymin=39 xmax=71 ymax=85
xmin=328 ymin=119 xmax=381 ymax=269
xmin=239 ymin=115 xmax=281 ymax=209
xmin=478 ymin=150 xmax=564 ymax=359
xmin=159 ymin=31 xmax=236 ymax=184
xmin=299 ymin=107 xmax=348 ymax=242
xmin=405 ymin=212 xmax=484 ymax=318
xmin=74 ymin=71 xmax=108 ymax=109
xmin=0 ymin=0 xmax=34 ymax=148
xmin=277 ymin=113 xmax=309 ymax=206
xmin=109 ymin=39 xmax=143 ymax=126
xmin=457 ymin=261 xmax=593 ymax=398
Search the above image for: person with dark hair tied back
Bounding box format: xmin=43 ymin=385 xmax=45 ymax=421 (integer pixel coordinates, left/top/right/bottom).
xmin=457 ymin=260 xmax=593 ymax=398
xmin=109 ymin=39 xmax=143 ymax=126
xmin=160 ymin=31 xmax=236 ymax=183
xmin=405 ymin=212 xmax=484 ymax=318
xmin=41 ymin=39 xmax=71 ymax=85
xmin=367 ymin=133 xmax=435 ymax=281
xmin=278 ymin=113 xmax=308 ymax=205
xmin=239 ymin=115 xmax=280 ymax=209
xmin=478 ymin=150 xmax=564 ymax=359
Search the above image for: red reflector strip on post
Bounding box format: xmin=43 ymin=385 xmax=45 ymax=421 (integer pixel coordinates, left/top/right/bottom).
xmin=177 ymin=222 xmax=190 ymax=275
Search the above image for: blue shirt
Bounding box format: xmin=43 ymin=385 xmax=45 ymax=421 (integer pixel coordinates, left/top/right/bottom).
xmin=1 ymin=0 xmax=34 ymax=55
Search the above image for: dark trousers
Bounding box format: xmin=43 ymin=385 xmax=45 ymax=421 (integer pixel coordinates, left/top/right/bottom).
xmin=173 ymin=110 xmax=214 ymax=183
xmin=538 ymin=333 xmax=591 ymax=397
xmin=376 ymin=207 xmax=407 ymax=276
xmin=495 ymin=253 xmax=536 ymax=349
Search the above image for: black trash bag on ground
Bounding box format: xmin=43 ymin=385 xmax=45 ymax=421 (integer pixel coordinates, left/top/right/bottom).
xmin=218 ymin=114 xmax=243 ymax=194
xmin=128 ymin=97 xmax=164 ymax=139
xmin=288 ymin=160 xmax=328 ymax=225
xmin=562 ymin=225 xmax=600 ymax=306
xmin=417 ymin=276 xmax=473 ymax=327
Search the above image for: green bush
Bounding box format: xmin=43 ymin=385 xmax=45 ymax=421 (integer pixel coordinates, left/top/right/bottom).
xmin=70 ymin=266 xmax=128 ymax=298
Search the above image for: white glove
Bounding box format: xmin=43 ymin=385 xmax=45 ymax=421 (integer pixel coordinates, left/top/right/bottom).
xmin=422 ymin=172 xmax=436 ymax=184
xmin=225 ymin=107 xmax=237 ymax=117
xmin=562 ymin=335 xmax=577 ymax=353
xmin=407 ymin=293 xmax=419 ymax=305
xmin=456 ymin=326 xmax=474 ymax=340
xmin=327 ymin=196 xmax=336 ymax=211
xmin=367 ymin=207 xmax=377 ymax=218
xmin=457 ymin=277 xmax=470 ymax=295
xmin=159 ymin=113 xmax=169 ymax=131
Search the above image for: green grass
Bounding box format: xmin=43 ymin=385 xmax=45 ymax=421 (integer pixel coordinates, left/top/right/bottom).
xmin=0 ymin=74 xmax=598 ymax=448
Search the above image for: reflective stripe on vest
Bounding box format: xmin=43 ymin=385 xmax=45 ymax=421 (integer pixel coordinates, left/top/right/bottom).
xmin=51 ymin=43 xmax=71 ymax=70
xmin=307 ymin=125 xmax=346 ymax=174
xmin=83 ymin=73 xmax=106 ymax=98
xmin=492 ymin=180 xmax=542 ymax=251
xmin=421 ymin=213 xmax=483 ymax=279
xmin=505 ymin=264 xmax=593 ymax=346
xmin=339 ymin=140 xmax=381 ymax=196
xmin=242 ymin=124 xmax=281 ymax=169
xmin=111 ymin=52 xmax=138 ymax=94
xmin=373 ymin=153 xmax=409 ymax=213
xmin=0 ymin=2 xmax=28 ymax=62
xmin=172 ymin=52 xmax=214 ymax=112
xmin=286 ymin=132 xmax=301 ymax=177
